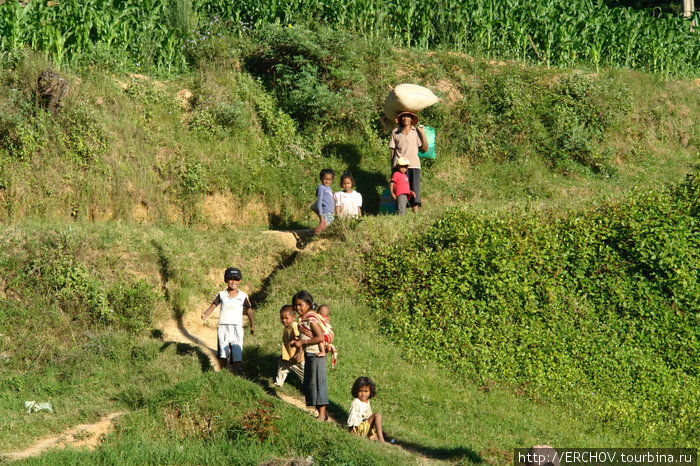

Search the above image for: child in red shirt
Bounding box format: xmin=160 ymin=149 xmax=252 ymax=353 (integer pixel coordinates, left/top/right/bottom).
xmin=390 ymin=157 xmax=415 ymax=215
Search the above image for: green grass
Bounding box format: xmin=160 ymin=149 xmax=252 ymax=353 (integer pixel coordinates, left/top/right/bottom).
xmin=1 ymin=37 xmax=698 ymax=228
xmin=0 ymin=332 xmax=206 ymax=452
xmin=0 ymin=20 xmax=698 ymax=465
xmin=0 ymin=214 xmax=650 ymax=464
xmin=19 ymin=373 xmax=415 ymax=465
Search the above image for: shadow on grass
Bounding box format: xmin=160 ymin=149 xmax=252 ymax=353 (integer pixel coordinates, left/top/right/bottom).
xmin=242 ymin=344 xmax=283 ymax=396
xmin=151 ymin=240 xmax=173 ymax=302
xmin=392 ymin=439 xmax=483 ymax=463
xmin=249 ymin=228 xmax=313 ymax=307
xmin=269 ymin=213 xmax=309 ymax=230
xmin=321 ymin=142 xmax=387 ymax=215
xmin=250 ymin=250 xmax=300 ymax=308
xmin=159 ymin=341 xmax=213 ymax=373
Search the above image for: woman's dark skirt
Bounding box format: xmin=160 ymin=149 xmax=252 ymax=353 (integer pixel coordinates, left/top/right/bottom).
xmin=303 ymin=353 xmax=329 ymax=406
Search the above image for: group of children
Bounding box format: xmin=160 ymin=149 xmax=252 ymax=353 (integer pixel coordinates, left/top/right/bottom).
xmin=203 ymin=270 xmax=388 ymax=443
xmin=313 ymin=169 xmax=363 ymax=234
xmin=314 ymin=111 xmax=427 ymax=226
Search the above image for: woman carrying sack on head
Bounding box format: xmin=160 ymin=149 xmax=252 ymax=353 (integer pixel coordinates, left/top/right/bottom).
xmin=389 ymin=111 xmax=427 ymax=213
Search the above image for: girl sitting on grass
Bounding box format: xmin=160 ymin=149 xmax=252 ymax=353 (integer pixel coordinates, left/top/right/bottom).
xmin=346 ymin=377 xmax=386 ymax=442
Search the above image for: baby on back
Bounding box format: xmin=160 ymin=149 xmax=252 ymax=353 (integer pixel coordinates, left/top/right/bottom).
xmin=316 ymin=304 xmax=337 ymax=369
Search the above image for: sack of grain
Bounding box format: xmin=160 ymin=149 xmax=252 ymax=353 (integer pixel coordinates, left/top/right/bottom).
xmin=383 ymin=84 xmax=439 ymax=121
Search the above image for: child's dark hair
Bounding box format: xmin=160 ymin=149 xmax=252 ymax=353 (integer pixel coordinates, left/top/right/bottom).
xmin=319 ymin=168 xmax=335 ymax=181
xmin=280 ymin=305 xmax=295 ymax=316
xmin=292 ymin=290 xmax=317 ymax=310
xmin=340 ymin=170 xmax=354 ymax=187
xmin=351 ymin=377 xmax=377 ymax=399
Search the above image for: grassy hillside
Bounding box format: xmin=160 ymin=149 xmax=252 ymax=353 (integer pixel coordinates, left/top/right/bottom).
xmin=1 ymin=218 xmax=639 ymax=464
xmin=0 ymin=26 xmax=698 ymax=226
xmin=0 ymin=20 xmax=698 ymax=465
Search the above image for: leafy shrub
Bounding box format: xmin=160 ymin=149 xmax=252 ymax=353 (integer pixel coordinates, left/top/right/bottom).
xmin=539 ymin=74 xmax=632 ymax=174
xmin=179 ymin=159 xmax=208 ymax=195
xmin=177 ymin=158 xmax=209 ymax=224
xmin=56 ymin=102 xmax=108 ymax=166
xmin=24 ymin=232 xmax=110 ymax=323
xmin=244 ymin=25 xmax=365 ymax=127
xmin=107 ymin=280 xmax=160 ymax=333
xmin=473 ymin=70 xmax=632 ymax=174
xmin=252 ymin=89 xmax=297 ymax=143
xmin=364 ymin=169 xmax=700 ymax=444
xmin=189 ymin=99 xmax=251 ymax=138
xmin=0 ymin=89 xmax=48 ymax=160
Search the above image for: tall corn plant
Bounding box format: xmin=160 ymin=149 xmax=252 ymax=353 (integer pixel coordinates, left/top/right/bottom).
xmin=0 ymin=0 xmax=698 ymax=75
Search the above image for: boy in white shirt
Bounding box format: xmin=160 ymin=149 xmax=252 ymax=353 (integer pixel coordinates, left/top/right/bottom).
xmin=201 ymin=267 xmax=254 ymax=374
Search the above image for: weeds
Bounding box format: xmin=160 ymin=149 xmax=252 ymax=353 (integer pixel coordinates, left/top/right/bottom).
xmin=240 ymin=400 xmax=280 ymax=442
xmin=107 ymin=280 xmax=160 ymax=333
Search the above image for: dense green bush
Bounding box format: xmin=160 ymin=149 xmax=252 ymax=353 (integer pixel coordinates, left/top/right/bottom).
xmin=56 ymin=102 xmax=109 ymax=166
xmin=365 ymin=169 xmax=700 ymax=443
xmin=243 ymin=25 xmax=369 ymax=127
xmin=0 ymin=88 xmax=47 ymax=160
xmin=22 ymin=232 xmax=111 ymax=324
xmin=108 ymin=280 xmax=161 ymax=333
xmin=472 ymin=70 xmax=632 ymax=173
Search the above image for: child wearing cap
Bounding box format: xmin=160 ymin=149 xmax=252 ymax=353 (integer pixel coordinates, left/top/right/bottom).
xmin=201 ymin=267 xmax=254 ymax=374
xmin=389 ymin=111 xmax=427 ymax=213
xmin=390 ymin=157 xmax=415 ymax=215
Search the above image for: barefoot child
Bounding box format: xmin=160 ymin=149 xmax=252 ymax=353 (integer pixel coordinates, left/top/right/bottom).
xmin=290 ymin=290 xmax=329 ymax=421
xmin=316 ymin=304 xmax=338 ymax=369
xmin=274 ymin=305 xmax=305 ymax=387
xmin=201 ymin=267 xmax=254 ymax=374
xmin=347 ymin=377 xmax=386 ymax=442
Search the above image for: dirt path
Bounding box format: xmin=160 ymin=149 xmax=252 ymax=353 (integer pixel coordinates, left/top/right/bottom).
xmin=159 ymin=312 xmax=341 ymax=423
xmin=2 ymin=230 xmax=435 ymax=463
xmin=2 ymin=412 xmax=125 ymax=461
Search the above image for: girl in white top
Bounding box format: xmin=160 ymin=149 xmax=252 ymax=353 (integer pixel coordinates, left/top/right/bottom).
xmin=201 ymin=267 xmax=254 ymax=374
xmin=346 ymin=377 xmax=386 ymax=442
xmin=334 ymin=171 xmax=362 ymax=218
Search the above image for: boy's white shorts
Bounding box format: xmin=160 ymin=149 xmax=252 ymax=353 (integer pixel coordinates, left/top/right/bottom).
xmin=217 ymin=324 xmax=243 ymax=362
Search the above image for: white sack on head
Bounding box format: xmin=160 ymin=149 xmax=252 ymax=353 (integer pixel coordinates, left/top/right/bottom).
xmin=383 ymin=84 xmax=440 ymax=121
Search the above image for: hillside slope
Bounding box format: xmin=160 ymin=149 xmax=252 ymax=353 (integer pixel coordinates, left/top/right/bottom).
xmin=1 ymin=23 xmax=698 ymax=465
xmin=1 ymin=26 xmax=698 ymax=227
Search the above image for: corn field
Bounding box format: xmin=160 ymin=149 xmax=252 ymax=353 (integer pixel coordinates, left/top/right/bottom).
xmin=0 ymin=0 xmax=698 ymax=75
